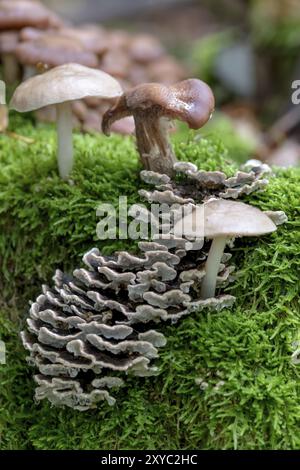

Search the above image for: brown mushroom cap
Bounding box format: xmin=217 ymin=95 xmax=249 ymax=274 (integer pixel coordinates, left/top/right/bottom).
xmin=147 ymin=57 xmax=187 ymax=85
xmin=169 ymin=79 xmax=215 ymax=129
xmin=57 ymin=26 xmax=109 ymax=56
xmin=103 ymin=79 xmax=215 ymax=134
xmin=128 ymin=34 xmax=165 ymax=64
xmin=0 ymin=0 xmax=62 ymax=30
xmin=19 ymin=26 xmax=48 ymax=42
xmin=15 ymin=34 xmax=99 ymax=68
xmin=107 ymin=30 xmax=131 ymax=50
xmin=100 ymin=49 xmax=131 ymax=78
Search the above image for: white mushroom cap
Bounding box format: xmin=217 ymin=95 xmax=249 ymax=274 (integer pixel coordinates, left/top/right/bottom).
xmin=173 ymin=198 xmax=277 ymax=239
xmin=10 ymin=63 xmax=123 ymax=112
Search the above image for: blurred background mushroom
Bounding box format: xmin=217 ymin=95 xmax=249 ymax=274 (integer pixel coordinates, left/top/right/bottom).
xmin=1 ymin=0 xmax=299 ymax=166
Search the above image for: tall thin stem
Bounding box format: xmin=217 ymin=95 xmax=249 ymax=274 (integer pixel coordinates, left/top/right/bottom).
xmin=2 ymin=53 xmax=19 ymax=85
xmin=56 ymin=101 xmax=73 ymax=180
xmin=201 ymin=236 xmax=227 ymax=299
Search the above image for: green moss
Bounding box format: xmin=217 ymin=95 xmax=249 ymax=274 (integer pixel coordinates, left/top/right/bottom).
xmin=0 ymin=116 xmax=299 ymax=450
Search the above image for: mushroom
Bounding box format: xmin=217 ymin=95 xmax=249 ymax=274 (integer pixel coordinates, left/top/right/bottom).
xmin=57 ymin=25 xmax=109 ymax=57
xmin=0 ymin=31 xmax=20 ymax=84
xmin=147 ymin=57 xmax=187 ymax=85
xmin=0 ymin=0 xmax=63 ymax=30
xmin=100 ymin=49 xmax=131 ymax=79
xmin=173 ymin=199 xmax=277 ymax=299
xmin=128 ymin=34 xmax=165 ymax=64
xmin=102 ymin=79 xmax=215 ymax=176
xmin=10 ymin=63 xmax=123 ymax=179
xmin=15 ymin=33 xmax=99 ymax=78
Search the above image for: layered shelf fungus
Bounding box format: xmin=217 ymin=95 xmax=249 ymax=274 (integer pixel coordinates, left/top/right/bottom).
xmin=21 ymin=242 xmax=196 ymax=410
xmin=102 ymin=79 xmax=215 ymax=176
xmin=21 ymin=236 xmax=239 ymax=409
xmin=10 ymin=63 xmax=123 ymax=179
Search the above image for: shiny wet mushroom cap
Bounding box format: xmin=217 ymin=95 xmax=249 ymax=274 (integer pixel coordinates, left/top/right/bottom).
xmin=102 ymin=79 xmax=215 ymax=176
xmin=10 ymin=63 xmax=123 ymax=179
xmin=173 ymin=198 xmax=277 ymax=299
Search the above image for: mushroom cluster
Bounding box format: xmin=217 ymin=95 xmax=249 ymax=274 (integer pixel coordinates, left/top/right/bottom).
xmin=7 ymin=2 xmax=287 ymax=411
xmin=0 ymin=0 xmax=187 ymax=134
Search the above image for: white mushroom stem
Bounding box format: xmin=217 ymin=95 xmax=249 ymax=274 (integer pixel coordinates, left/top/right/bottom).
xmin=56 ymin=101 xmax=73 ymax=180
xmin=200 ymin=236 xmax=228 ymax=299
xmin=2 ymin=53 xmax=19 ymax=85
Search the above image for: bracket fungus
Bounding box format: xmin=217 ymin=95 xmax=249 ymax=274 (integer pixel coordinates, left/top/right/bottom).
xmin=102 ymin=79 xmax=215 ymax=176
xmin=173 ymin=199 xmax=277 ymax=299
xmin=10 ymin=63 xmax=123 ymax=179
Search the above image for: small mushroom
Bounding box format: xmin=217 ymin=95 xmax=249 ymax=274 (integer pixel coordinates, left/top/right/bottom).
xmin=102 ymin=79 xmax=215 ymax=176
xmin=173 ymin=199 xmax=277 ymax=299
xmin=10 ymin=63 xmax=122 ymax=179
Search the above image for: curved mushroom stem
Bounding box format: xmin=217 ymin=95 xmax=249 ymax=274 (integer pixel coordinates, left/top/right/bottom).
xmin=102 ymin=97 xmax=177 ymax=176
xmin=134 ymin=113 xmax=176 ymax=176
xmin=56 ymin=101 xmax=73 ymax=180
xmin=2 ymin=53 xmax=19 ymax=85
xmin=200 ymin=236 xmax=227 ymax=299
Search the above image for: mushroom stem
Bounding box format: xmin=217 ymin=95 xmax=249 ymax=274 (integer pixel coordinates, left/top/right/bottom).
xmin=200 ymin=236 xmax=227 ymax=299
xmin=23 ymin=65 xmax=37 ymax=80
xmin=134 ymin=113 xmax=176 ymax=176
xmin=56 ymin=101 xmax=73 ymax=180
xmin=2 ymin=53 xmax=19 ymax=85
